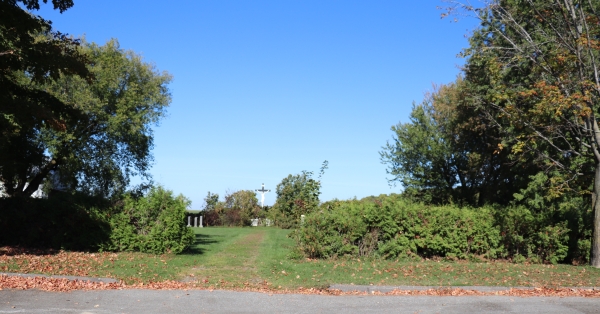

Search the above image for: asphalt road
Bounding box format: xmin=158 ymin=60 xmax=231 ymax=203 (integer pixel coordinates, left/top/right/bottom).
xmin=1 ymin=289 xmax=599 ymax=314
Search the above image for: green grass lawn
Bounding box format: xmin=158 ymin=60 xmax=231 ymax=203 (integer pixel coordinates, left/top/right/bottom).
xmin=3 ymin=227 xmax=600 ymax=289
xmin=89 ymin=227 xmax=600 ymax=289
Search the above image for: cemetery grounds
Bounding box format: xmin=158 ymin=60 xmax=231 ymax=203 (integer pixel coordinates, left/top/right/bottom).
xmin=1 ymin=227 xmax=600 ymax=291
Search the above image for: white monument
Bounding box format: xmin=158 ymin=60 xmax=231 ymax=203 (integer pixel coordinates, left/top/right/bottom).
xmin=255 ymin=183 xmax=270 ymax=208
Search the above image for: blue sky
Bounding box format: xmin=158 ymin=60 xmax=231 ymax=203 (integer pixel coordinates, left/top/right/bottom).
xmin=36 ymin=1 xmax=479 ymax=208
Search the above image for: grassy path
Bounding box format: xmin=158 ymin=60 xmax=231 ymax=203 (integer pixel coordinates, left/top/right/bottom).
xmin=184 ymin=228 xmax=267 ymax=286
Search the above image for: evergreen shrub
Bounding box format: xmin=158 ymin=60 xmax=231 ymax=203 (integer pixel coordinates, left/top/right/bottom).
xmin=494 ymin=205 xmax=569 ymax=264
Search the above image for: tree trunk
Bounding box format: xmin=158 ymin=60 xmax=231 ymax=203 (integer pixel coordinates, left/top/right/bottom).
xmin=592 ymin=163 xmax=600 ymax=267
xmin=9 ymin=159 xmax=57 ymax=198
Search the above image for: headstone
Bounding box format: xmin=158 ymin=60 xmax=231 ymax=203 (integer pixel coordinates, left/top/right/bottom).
xmin=199 ymin=216 xmax=203 ymax=228
xmin=187 ymin=216 xmax=191 ymax=227
xmin=265 ymin=218 xmax=272 ymax=227
xmin=194 ymin=217 xmax=198 ymax=227
xmin=251 ymin=218 xmax=259 ymax=227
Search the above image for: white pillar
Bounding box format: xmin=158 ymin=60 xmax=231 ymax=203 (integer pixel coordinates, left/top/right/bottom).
xmin=199 ymin=216 xmax=203 ymax=228
xmin=194 ymin=216 xmax=198 ymax=227
xmin=187 ymin=216 xmax=191 ymax=227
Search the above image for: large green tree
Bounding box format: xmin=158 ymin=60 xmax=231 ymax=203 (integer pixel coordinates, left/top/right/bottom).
xmin=272 ymin=161 xmax=328 ymax=228
xmin=381 ymin=78 xmax=531 ymax=206
xmin=0 ymin=0 xmax=91 ymax=196
xmin=1 ymin=39 xmax=172 ymax=197
xmin=449 ymin=0 xmax=600 ymax=266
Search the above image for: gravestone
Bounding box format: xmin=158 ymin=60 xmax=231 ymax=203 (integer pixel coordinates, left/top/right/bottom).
xmin=251 ymin=218 xmax=259 ymax=227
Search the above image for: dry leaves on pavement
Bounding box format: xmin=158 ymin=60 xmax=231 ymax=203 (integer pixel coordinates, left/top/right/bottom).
xmin=1 ymin=274 xmax=600 ymax=297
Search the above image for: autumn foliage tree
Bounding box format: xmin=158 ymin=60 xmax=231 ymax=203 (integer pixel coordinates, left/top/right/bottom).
xmin=445 ymin=0 xmax=600 ymax=266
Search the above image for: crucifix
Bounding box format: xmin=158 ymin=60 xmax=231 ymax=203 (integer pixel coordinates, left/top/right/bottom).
xmin=255 ymin=183 xmax=270 ymax=208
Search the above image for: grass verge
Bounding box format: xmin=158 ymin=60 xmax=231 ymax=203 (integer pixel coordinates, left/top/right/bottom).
xmin=2 ymin=227 xmax=600 ymax=289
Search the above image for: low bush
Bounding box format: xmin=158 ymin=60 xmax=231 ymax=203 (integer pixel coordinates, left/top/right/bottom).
xmin=295 ymin=196 xmax=501 ymax=260
xmin=102 ymin=186 xmax=195 ymax=254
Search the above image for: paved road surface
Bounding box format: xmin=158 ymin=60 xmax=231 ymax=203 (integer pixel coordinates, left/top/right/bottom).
xmin=1 ymin=289 xmax=599 ymax=313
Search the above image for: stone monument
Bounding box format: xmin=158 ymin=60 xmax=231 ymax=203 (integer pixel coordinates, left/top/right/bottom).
xmin=255 ymin=183 xmax=270 ymax=208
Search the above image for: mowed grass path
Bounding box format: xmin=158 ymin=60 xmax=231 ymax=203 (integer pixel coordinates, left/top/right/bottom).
xmin=184 ymin=227 xmax=268 ymax=286
xmin=3 ymin=227 xmax=600 ymax=289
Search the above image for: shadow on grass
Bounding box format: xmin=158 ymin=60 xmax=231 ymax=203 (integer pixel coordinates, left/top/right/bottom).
xmin=0 ymin=246 xmax=65 ymax=256
xmin=181 ymin=233 xmax=221 ymax=255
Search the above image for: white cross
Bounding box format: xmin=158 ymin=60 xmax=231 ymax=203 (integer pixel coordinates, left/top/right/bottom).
xmin=255 ymin=183 xmax=270 ymax=207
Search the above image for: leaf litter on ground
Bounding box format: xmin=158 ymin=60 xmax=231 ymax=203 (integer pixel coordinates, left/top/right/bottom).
xmin=0 ymin=247 xmax=600 ymax=297
xmin=3 ymin=227 xmax=600 ymax=298
xmin=2 ymin=274 xmax=600 ymax=298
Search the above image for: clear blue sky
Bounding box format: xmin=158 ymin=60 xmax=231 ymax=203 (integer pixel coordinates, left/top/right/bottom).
xmin=37 ymin=1 xmax=479 ymax=208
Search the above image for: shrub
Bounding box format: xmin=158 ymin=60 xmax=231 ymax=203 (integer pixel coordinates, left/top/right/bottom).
xmin=494 ymin=205 xmax=570 ymax=264
xmin=201 ymin=190 xmax=260 ymax=227
xmin=203 ymin=208 xmax=221 ymax=226
xmin=294 ymin=196 xmax=502 ymax=260
xmin=508 ymin=172 xmax=591 ymax=264
xmin=0 ymin=193 xmax=111 ymax=250
xmin=103 ymin=186 xmax=195 ymax=254
xmin=294 ymin=193 xmax=580 ymax=264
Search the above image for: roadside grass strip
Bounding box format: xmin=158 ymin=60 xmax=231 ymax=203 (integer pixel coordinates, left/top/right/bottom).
xmin=2 ymin=227 xmax=600 ymax=293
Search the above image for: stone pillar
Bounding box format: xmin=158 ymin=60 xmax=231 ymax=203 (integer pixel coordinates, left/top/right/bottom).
xmin=194 ymin=216 xmax=198 ymax=227
xmin=187 ymin=216 xmax=191 ymax=227
xmin=199 ymin=216 xmax=203 ymax=228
